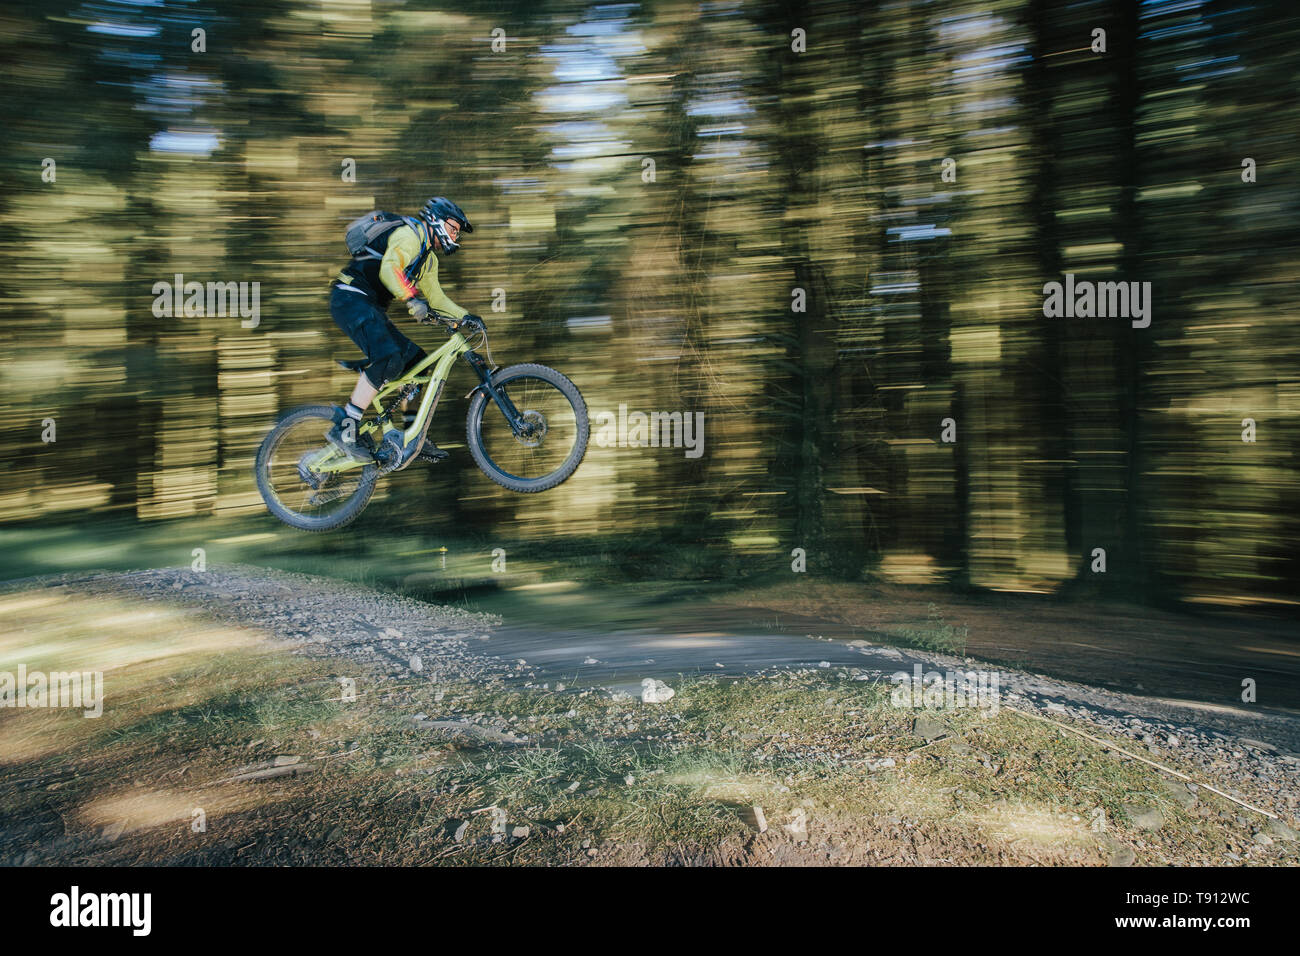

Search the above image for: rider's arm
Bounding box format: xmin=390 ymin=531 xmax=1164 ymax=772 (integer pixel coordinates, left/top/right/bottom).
xmin=379 ymin=225 xmax=468 ymax=320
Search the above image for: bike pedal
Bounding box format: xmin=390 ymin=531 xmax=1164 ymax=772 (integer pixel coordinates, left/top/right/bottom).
xmin=416 ymin=444 xmax=450 ymax=463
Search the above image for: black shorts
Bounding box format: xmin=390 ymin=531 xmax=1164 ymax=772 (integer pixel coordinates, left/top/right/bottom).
xmin=330 ymin=285 xmax=426 ymax=390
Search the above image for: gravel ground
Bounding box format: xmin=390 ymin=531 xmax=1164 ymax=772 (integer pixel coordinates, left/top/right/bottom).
xmin=6 ymin=563 xmax=1297 ymax=836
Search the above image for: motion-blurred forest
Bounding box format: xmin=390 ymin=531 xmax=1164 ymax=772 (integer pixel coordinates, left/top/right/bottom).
xmin=1 ymin=0 xmax=1298 ymax=606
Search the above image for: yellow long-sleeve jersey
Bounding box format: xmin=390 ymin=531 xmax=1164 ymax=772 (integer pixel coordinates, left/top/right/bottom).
xmin=335 ymin=219 xmax=468 ymax=319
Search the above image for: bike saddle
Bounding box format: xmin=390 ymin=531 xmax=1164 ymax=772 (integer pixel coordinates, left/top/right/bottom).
xmin=336 ymin=358 xmax=368 ymax=372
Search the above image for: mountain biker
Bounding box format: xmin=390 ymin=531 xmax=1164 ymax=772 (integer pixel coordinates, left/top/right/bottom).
xmin=327 ymin=196 xmax=482 ymax=469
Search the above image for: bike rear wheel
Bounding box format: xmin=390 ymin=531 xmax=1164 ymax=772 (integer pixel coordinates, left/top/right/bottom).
xmin=255 ymin=405 xmax=378 ymax=531
xmin=466 ymin=364 xmax=588 ymax=493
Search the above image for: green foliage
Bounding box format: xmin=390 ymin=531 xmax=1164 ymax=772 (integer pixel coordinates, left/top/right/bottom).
xmin=0 ymin=0 xmax=1297 ymax=605
xmin=894 ymin=603 xmax=968 ymax=656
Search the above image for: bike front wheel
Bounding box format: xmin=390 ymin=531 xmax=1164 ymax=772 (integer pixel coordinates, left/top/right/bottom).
xmin=466 ymin=364 xmax=588 ymax=493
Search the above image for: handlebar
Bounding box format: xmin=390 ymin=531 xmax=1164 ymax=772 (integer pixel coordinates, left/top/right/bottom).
xmin=418 ymin=309 xmax=485 ymax=337
xmin=416 ymin=309 xmax=459 ymax=327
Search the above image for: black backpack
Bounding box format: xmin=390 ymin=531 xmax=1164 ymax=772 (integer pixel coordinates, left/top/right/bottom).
xmin=344 ymin=211 xmax=431 ymax=279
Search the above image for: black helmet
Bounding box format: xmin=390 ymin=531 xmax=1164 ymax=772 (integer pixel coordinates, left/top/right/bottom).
xmin=420 ymin=196 xmax=473 ymax=255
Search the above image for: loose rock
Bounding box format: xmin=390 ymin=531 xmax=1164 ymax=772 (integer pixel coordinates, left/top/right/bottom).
xmin=641 ymin=678 xmax=676 ymax=704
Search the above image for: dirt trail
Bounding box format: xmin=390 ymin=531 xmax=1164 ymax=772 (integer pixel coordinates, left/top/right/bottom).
xmin=693 ymin=581 xmax=1300 ymax=710
xmin=7 ymin=564 xmax=1299 ymax=822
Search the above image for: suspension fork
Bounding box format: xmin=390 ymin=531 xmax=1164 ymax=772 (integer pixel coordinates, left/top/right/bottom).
xmin=462 ymin=350 xmax=530 ymax=435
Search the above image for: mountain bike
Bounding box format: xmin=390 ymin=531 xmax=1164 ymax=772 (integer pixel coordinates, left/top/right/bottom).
xmin=255 ymin=310 xmax=589 ymax=532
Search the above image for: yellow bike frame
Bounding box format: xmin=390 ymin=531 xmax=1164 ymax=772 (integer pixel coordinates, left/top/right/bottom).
xmin=314 ymin=329 xmax=471 ymax=474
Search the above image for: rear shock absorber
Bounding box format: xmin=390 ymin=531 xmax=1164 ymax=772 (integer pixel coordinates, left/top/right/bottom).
xmin=378 ymin=382 xmax=419 ymax=426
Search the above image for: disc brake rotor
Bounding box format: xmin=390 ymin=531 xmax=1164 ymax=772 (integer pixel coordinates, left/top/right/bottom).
xmin=515 ymin=410 xmax=548 ymax=448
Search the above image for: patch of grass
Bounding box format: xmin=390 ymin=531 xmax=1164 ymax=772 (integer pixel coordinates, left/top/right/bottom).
xmin=1 ymin=584 xmax=1291 ymax=867
xmin=892 ymin=602 xmax=969 ymax=655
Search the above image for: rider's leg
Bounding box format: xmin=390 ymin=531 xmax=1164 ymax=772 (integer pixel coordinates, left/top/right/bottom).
xmin=326 ymin=373 xmax=378 ymax=460
xmin=349 ymin=373 xmax=379 ymax=410
xmin=353 ymin=342 xmax=423 ymax=469
xmin=390 ymin=328 xmax=429 ymax=428
xmin=326 ymin=291 xmax=437 ymax=468
xmin=383 ymin=319 xmax=442 ymax=459
xmin=328 ymin=289 xmax=397 ymax=462
xmin=333 ymin=373 xmax=377 ymax=430
xmin=327 ymin=353 xmax=401 ymax=463
xmin=386 ymin=317 xmax=426 ymax=371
